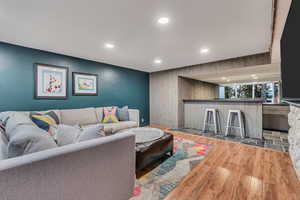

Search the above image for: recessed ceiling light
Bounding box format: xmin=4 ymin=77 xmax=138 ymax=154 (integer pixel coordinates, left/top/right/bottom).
xmin=158 ymin=17 xmax=169 ymax=24
xmin=200 ymin=48 xmax=209 ymax=54
xmin=227 ymin=79 xmax=231 ymax=82
xmin=253 ymin=76 xmax=258 ymax=80
xmin=105 ymin=43 xmax=115 ymax=49
xmin=221 ymin=77 xmax=226 ymax=80
xmin=154 ymin=59 xmax=162 ymax=64
xmin=251 ymin=74 xmax=257 ymax=77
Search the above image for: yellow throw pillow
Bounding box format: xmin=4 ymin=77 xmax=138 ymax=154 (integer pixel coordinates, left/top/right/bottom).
xmin=102 ymin=107 xmax=119 ymax=123
xmin=30 ymin=111 xmax=60 ymax=132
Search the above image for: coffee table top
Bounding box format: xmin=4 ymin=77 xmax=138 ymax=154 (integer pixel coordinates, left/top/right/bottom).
xmin=121 ymin=127 xmax=165 ymax=143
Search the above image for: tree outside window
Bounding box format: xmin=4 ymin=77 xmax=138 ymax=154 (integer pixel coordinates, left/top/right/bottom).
xmin=224 ymin=81 xmax=279 ymax=101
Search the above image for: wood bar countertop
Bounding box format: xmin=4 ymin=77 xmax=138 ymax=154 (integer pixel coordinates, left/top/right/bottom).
xmin=183 ymin=98 xmax=264 ymax=104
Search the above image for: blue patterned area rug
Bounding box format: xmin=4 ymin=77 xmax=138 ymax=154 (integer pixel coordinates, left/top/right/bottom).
xmin=131 ymin=137 xmax=213 ymax=200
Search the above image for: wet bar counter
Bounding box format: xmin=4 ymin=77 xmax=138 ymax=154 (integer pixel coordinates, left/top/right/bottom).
xmin=183 ymin=99 xmax=264 ymax=139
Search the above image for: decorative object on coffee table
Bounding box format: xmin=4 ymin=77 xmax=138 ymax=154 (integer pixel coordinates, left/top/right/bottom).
xmin=34 ymin=63 xmax=68 ymax=99
xmin=72 ymin=72 xmax=98 ymax=96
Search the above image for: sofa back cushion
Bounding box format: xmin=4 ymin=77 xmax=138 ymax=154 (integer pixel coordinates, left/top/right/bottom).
xmin=60 ymin=107 xmax=98 ymax=126
xmin=5 ymin=113 xmax=57 ymax=158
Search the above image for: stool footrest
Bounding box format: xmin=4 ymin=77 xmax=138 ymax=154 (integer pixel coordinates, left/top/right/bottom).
xmin=202 ymin=108 xmax=220 ymax=135
xmin=225 ymin=110 xmax=245 ymax=138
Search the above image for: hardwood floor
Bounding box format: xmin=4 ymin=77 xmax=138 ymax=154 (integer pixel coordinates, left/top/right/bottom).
xmin=149 ymin=125 xmax=300 ymax=200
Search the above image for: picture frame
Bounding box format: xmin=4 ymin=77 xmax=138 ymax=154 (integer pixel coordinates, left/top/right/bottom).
xmin=72 ymin=72 xmax=98 ymax=96
xmin=34 ymin=63 xmax=68 ymax=99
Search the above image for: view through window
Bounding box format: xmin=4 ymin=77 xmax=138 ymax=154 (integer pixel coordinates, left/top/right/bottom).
xmin=222 ymin=81 xmax=280 ymax=103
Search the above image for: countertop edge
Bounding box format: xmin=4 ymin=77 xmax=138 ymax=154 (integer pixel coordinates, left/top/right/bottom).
xmin=283 ymin=99 xmax=300 ymax=108
xmin=183 ymin=99 xmax=264 ymax=103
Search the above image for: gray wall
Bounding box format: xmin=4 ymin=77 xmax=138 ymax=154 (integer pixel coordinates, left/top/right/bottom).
xmin=178 ymin=77 xmax=218 ymax=127
xmin=150 ymin=53 xmax=270 ymax=128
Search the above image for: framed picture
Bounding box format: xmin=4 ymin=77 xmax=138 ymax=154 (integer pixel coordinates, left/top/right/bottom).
xmin=34 ymin=63 xmax=68 ymax=99
xmin=72 ymin=72 xmax=98 ymax=96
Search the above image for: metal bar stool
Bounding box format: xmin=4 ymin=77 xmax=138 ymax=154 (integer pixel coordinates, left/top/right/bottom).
xmin=202 ymin=108 xmax=220 ymax=134
xmin=225 ymin=110 xmax=245 ymax=138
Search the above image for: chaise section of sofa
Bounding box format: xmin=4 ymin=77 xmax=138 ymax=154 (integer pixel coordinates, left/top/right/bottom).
xmin=0 ymin=132 xmax=136 ymax=200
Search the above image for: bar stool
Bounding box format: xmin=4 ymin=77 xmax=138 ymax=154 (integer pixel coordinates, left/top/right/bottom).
xmin=202 ymin=108 xmax=220 ymax=134
xmin=225 ymin=110 xmax=245 ymax=138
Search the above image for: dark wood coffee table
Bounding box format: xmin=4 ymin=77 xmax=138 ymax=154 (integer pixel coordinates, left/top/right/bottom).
xmin=135 ymin=132 xmax=173 ymax=173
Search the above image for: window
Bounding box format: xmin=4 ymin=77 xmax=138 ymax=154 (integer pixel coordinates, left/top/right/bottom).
xmin=237 ymin=84 xmax=253 ymax=98
xmin=224 ymin=86 xmax=236 ymax=99
xmin=223 ymin=81 xmax=280 ymax=103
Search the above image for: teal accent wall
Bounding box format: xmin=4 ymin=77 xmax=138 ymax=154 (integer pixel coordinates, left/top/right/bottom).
xmin=0 ymin=42 xmax=149 ymax=126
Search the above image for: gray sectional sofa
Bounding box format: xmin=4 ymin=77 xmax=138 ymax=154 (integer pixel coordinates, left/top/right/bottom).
xmin=0 ymin=106 xmax=139 ymax=200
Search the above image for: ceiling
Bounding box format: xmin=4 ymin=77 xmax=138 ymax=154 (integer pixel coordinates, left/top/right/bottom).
xmin=186 ymin=63 xmax=281 ymax=85
xmin=0 ymin=0 xmax=274 ymax=72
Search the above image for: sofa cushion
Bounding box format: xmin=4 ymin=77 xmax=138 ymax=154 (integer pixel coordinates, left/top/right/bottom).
xmin=102 ymin=107 xmax=119 ymax=123
xmin=117 ymin=106 xmax=130 ymax=121
xmin=5 ymin=113 xmax=57 ymax=158
xmin=60 ymin=107 xmax=98 ymax=125
xmin=101 ymin=121 xmax=138 ymax=134
xmin=30 ymin=111 xmax=60 ymax=132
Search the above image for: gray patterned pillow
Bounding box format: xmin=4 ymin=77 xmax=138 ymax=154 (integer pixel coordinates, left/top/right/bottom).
xmin=55 ymin=124 xmax=105 ymax=146
xmin=77 ymin=124 xmax=105 ymax=142
xmin=55 ymin=124 xmax=81 ymax=146
xmin=117 ymin=106 xmax=129 ymax=121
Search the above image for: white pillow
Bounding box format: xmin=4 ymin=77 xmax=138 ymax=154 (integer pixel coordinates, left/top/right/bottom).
xmin=55 ymin=124 xmax=81 ymax=146
xmin=77 ymin=124 xmax=105 ymax=142
xmin=55 ymin=124 xmax=104 ymax=146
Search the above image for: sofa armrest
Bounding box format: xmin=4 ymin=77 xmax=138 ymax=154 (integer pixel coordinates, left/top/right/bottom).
xmin=0 ymin=133 xmax=136 ymax=200
xmin=128 ymin=109 xmax=140 ymax=127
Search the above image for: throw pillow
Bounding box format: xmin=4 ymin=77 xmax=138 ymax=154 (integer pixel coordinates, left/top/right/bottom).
xmin=102 ymin=107 xmax=119 ymax=123
xmin=55 ymin=124 xmax=105 ymax=146
xmin=5 ymin=113 xmax=57 ymax=158
xmin=77 ymin=124 xmax=105 ymax=142
xmin=0 ymin=120 xmax=8 ymax=144
xmin=30 ymin=111 xmax=60 ymax=132
xmin=55 ymin=124 xmax=81 ymax=146
xmin=117 ymin=106 xmax=129 ymax=121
